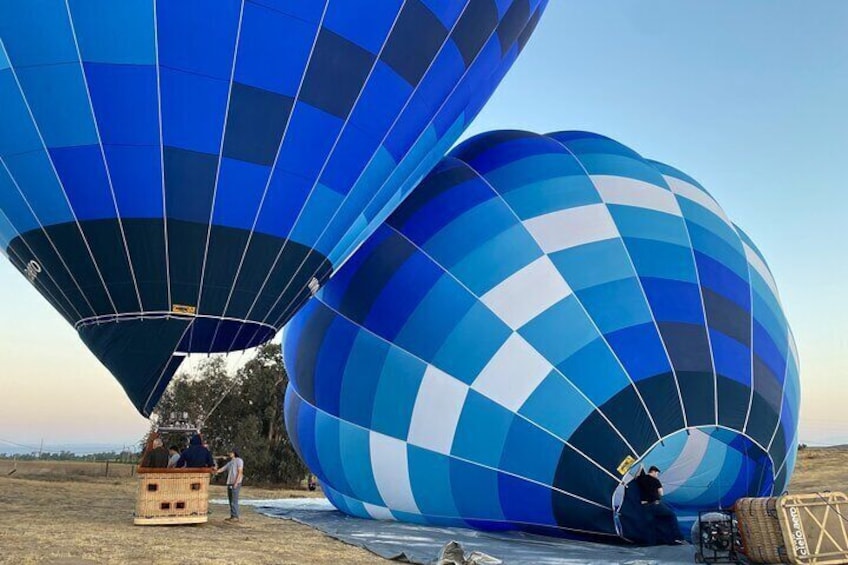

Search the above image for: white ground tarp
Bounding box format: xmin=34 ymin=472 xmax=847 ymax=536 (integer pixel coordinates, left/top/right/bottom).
xmin=214 ymin=498 xmax=697 ymax=564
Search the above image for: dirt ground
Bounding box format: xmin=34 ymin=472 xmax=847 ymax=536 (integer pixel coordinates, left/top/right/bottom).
xmin=0 ymin=447 xmax=840 ymax=564
xmin=0 ymin=462 xmax=385 ymax=565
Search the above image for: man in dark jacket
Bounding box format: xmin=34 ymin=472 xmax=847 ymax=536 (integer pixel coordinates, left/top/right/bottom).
xmin=176 ymin=434 xmax=215 ymax=468
xmin=635 ymin=466 xmax=686 ymax=545
xmin=141 ymin=438 xmax=169 ymax=468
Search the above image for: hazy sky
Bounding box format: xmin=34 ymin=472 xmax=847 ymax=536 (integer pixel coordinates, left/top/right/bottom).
xmin=1 ymin=2 xmax=846 ymax=449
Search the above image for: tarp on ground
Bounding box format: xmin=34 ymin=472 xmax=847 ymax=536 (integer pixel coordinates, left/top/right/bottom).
xmin=215 ymin=498 xmax=696 ymax=564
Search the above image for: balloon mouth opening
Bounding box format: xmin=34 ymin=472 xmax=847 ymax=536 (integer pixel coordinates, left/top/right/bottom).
xmin=78 ymin=314 xmax=282 ymax=416
xmin=75 ymin=312 xmax=277 ymax=353
xmin=633 ymin=426 xmax=775 ymax=517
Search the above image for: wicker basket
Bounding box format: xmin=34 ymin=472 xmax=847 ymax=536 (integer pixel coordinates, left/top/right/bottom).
xmin=735 ymin=497 xmax=790 ymax=564
xmin=134 ymin=468 xmax=213 ymax=525
xmin=776 ymin=492 xmax=848 ymax=565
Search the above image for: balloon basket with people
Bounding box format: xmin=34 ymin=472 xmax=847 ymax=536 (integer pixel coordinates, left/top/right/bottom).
xmin=134 ymin=467 xmax=214 ymax=526
xmin=134 ymin=422 xmax=216 ymax=526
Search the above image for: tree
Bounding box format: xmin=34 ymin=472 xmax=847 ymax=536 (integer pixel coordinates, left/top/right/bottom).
xmin=151 ymin=343 xmax=308 ymax=486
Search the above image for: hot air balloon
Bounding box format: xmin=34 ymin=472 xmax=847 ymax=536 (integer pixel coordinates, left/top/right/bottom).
xmin=0 ymin=0 xmax=547 ymax=415
xmin=283 ymin=130 xmax=800 ymax=540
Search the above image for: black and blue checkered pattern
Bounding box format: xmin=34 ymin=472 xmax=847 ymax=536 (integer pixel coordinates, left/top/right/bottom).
xmin=284 ymin=130 xmax=800 ymax=540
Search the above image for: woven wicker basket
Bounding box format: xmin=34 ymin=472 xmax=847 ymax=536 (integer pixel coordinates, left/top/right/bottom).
xmin=776 ymin=492 xmax=848 ymax=565
xmin=735 ymin=497 xmax=790 ymax=564
xmin=735 ymin=493 xmax=848 ymax=565
xmin=134 ymin=468 xmax=213 ymax=525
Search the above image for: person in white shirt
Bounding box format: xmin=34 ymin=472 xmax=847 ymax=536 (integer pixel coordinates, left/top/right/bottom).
xmin=216 ymin=448 xmax=244 ymax=522
xmin=167 ymin=445 xmax=181 ymax=468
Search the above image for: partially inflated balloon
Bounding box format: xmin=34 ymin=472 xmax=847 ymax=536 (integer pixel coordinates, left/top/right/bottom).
xmin=284 ymin=130 xmax=799 ymax=540
xmin=0 ymin=0 xmax=546 ymax=414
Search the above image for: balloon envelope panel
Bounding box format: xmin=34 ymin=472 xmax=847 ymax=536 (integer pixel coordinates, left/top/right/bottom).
xmin=0 ymin=0 xmax=546 ymax=414
xmin=283 ymin=130 xmax=800 ymax=539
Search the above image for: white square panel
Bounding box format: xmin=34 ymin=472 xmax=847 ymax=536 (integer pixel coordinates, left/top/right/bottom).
xmin=481 ymin=255 xmax=572 ymax=330
xmin=472 ymin=333 xmax=553 ymax=412
xmin=788 ymin=332 xmax=798 ymax=365
xmin=664 ymin=175 xmax=732 ymax=226
xmin=523 ymin=203 xmax=619 ymax=253
xmin=407 ymin=366 xmax=468 ymax=455
xmin=369 ymin=431 xmax=419 ymax=514
xmin=593 ymin=175 xmax=682 ymax=217
xmin=363 ymin=502 xmax=396 ymax=521
xmin=743 ymin=242 xmax=781 ymax=302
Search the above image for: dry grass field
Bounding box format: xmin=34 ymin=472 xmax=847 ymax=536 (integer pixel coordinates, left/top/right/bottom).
xmin=0 ymin=447 xmax=842 ymax=564
xmin=0 ymin=460 xmax=384 ymax=565
xmin=787 ymin=445 xmax=848 ymax=493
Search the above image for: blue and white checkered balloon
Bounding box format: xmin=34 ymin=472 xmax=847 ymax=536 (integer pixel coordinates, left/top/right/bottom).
xmin=283 ymin=130 xmax=800 ymax=541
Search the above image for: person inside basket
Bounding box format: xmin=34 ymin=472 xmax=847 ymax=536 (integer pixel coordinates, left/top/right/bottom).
xmin=141 ymin=438 xmax=169 ymax=468
xmin=634 ymin=466 xmax=686 ymax=545
xmin=167 ymin=445 xmax=181 ymax=468
xmin=176 ymin=434 xmax=214 ymax=469
xmin=216 ymin=448 xmax=244 ymax=522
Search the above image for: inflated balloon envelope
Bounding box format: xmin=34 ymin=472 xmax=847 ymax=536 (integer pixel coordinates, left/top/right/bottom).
xmin=0 ymin=0 xmax=547 ymax=415
xmin=283 ymin=130 xmax=800 ymax=542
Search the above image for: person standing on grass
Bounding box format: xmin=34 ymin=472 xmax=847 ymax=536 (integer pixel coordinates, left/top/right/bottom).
xmin=216 ymin=448 xmax=244 ymax=522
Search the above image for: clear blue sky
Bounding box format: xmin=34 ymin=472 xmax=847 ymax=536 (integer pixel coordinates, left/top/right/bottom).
xmin=1 ymin=1 xmax=846 ymax=449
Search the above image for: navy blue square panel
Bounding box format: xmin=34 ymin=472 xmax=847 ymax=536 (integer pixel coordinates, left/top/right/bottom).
xmin=379 ymin=0 xmax=448 ymax=87
xmin=300 ymin=28 xmax=376 ymax=119
xmin=338 ymin=230 xmax=417 ymax=325
xmin=163 ymin=147 xmax=217 ymax=224
xmin=450 ymin=0 xmax=499 ymax=67
xmin=746 ymin=393 xmax=780 ymax=449
xmin=222 ymin=82 xmax=293 ymax=166
xmin=518 ymin=4 xmax=544 ymax=51
xmin=659 ymin=322 xmax=715 ymax=374
xmin=292 ymin=302 xmax=338 ymax=405
xmin=717 ymin=375 xmax=749 ymax=431
xmin=497 ymin=0 xmax=530 ymax=54
xmin=753 ymin=356 xmax=784 ymax=412
xmin=703 ymin=288 xmax=751 ymax=347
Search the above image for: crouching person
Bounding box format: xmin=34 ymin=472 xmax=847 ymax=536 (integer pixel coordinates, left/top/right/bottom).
xmin=635 ymin=466 xmax=686 ymax=545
